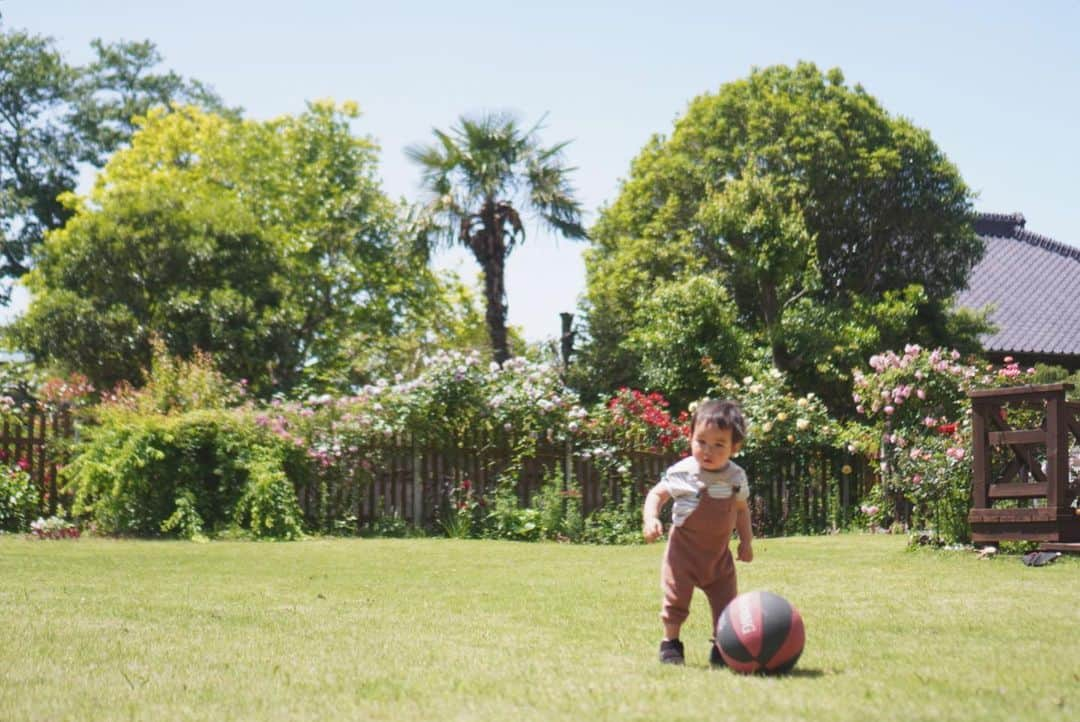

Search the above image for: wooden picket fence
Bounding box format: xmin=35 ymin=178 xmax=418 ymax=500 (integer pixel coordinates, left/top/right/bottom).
xmin=1 ymin=409 xmax=74 ymax=515
xmin=293 ymin=433 xmax=878 ymax=536
xmin=294 ymin=435 xmax=678 ymax=532
xmin=0 ymin=409 xmax=878 ymax=536
xmin=741 ymin=448 xmax=878 ymax=536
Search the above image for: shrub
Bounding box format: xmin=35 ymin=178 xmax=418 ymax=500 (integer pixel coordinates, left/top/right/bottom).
xmin=852 ymin=346 xmax=1035 ymax=543
xmin=63 ymin=348 xmax=305 ymax=539
xmin=64 ymin=408 xmax=305 ymax=539
xmin=0 ymin=463 xmax=40 ymax=533
xmin=579 ymin=498 xmax=645 ymax=545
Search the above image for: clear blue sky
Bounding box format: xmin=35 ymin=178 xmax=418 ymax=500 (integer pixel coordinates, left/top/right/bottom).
xmin=6 ymin=1 xmax=1079 ymax=342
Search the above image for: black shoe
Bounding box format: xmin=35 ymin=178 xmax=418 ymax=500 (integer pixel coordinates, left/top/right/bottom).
xmin=659 ymin=638 xmax=685 ymax=665
xmin=709 ymin=642 xmax=726 ymax=668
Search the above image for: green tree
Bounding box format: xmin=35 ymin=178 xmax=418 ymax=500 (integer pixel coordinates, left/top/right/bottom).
xmin=8 ymin=101 xmax=431 ymax=396
xmin=582 ymin=62 xmax=985 ymax=411
xmin=0 ymin=26 xmax=80 ymax=300
xmin=70 ymin=38 xmax=238 ymax=165
xmin=407 ymin=113 xmax=587 ymax=364
xmin=0 ymin=22 xmax=228 ymax=299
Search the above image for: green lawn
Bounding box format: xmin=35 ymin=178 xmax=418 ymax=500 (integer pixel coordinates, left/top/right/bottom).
xmin=1 ymin=533 xmax=1077 ymax=722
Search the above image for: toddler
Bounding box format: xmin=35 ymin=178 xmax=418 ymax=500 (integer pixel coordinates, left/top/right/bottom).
xmin=642 ymin=398 xmax=753 ymax=665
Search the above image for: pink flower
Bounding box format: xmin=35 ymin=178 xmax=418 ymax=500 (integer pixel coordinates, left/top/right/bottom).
xmin=946 ymin=447 xmax=966 ymax=461
xmin=884 ymin=405 xmax=895 ymax=415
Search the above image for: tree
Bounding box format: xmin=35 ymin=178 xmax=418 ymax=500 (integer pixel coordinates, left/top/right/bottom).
xmin=8 ymin=102 xmax=434 ymax=396
xmin=407 ymin=113 xmax=587 ymax=364
xmin=0 ymin=23 xmax=229 ymax=300
xmin=70 ymin=38 xmax=239 ymax=166
xmin=0 ymin=26 xmax=80 ymax=301
xmin=582 ymin=62 xmax=985 ymax=411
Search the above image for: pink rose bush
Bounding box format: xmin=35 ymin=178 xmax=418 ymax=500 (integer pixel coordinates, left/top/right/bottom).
xmin=853 ymin=345 xmax=1035 ymax=542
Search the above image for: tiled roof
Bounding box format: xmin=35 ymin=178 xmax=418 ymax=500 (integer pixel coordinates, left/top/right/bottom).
xmin=955 ymin=213 xmax=1080 ymax=357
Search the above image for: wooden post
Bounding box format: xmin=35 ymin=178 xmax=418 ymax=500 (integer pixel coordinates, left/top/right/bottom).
xmin=412 ymin=437 xmax=423 ymax=526
xmin=1046 ymin=389 xmax=1067 ymax=511
xmin=564 ymin=438 xmax=573 ymax=495
xmin=970 ymin=400 xmax=989 ymax=510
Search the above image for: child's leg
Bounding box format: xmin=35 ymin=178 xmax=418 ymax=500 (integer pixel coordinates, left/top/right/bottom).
xmin=661 ymin=547 xmax=695 ymax=635
xmin=701 ymin=553 xmax=738 ymax=636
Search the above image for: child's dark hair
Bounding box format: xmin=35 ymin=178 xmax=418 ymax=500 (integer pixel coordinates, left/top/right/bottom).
xmin=690 ymin=399 xmax=747 ymax=444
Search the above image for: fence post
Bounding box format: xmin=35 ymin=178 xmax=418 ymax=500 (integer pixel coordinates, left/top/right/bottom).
xmin=564 ymin=438 xmax=573 ymax=493
xmin=412 ymin=437 xmax=423 ymax=526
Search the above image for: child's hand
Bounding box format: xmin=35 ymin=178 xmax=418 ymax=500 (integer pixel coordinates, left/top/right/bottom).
xmin=737 ymin=541 xmax=753 ymax=562
xmin=642 ymin=516 xmax=664 ymax=543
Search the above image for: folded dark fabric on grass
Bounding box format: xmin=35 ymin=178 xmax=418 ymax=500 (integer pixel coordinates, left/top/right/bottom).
xmin=1021 ymin=551 xmax=1062 ymax=567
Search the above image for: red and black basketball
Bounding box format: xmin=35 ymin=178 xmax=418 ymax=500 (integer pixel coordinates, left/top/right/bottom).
xmin=715 ymin=590 xmax=805 ymax=674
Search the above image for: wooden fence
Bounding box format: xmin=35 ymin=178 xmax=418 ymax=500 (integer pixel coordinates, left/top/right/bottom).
xmin=2 ymin=410 xmax=878 ymax=537
xmin=1 ymin=409 xmax=73 ymax=515
xmin=294 ymin=436 xmax=679 ymax=532
xmin=294 ymin=434 xmax=878 ymax=537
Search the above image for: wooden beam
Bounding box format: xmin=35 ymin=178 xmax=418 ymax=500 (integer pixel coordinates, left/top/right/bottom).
xmin=968 ymin=383 xmax=1073 ymax=400
xmin=988 ymin=430 xmax=1046 ymax=446
xmin=968 ymin=507 xmax=1056 ymax=523
xmin=993 ymin=457 xmax=1022 ymax=486
xmin=988 ymin=482 xmax=1049 ymax=499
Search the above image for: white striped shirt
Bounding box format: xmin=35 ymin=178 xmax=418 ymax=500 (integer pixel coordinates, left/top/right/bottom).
xmin=661 ymin=456 xmax=749 ymax=527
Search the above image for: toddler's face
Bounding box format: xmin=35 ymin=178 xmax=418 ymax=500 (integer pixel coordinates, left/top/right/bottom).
xmin=690 ymin=421 xmax=740 ymax=472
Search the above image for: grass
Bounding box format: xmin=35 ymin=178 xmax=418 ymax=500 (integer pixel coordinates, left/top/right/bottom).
xmin=1 ymin=533 xmax=1077 ymax=722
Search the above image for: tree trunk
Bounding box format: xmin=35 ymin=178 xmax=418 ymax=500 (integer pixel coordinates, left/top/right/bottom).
xmin=482 ymin=256 xmax=509 ymax=364
xmin=474 ymin=207 xmax=510 ymax=365
xmin=760 ymin=279 xmax=799 ymax=372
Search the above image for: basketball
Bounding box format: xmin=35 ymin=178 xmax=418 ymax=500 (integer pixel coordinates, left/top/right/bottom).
xmin=715 ymin=590 xmax=805 ymax=674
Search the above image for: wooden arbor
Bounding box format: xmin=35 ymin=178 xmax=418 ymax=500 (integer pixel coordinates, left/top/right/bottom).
xmin=968 ymin=383 xmax=1080 ymax=544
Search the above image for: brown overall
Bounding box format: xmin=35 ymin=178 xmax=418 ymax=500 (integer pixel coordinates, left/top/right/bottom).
xmin=660 ymin=491 xmax=737 ymax=632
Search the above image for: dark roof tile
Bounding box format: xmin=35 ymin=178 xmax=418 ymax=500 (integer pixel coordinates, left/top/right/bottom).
xmin=955 ymin=212 xmax=1080 ymax=357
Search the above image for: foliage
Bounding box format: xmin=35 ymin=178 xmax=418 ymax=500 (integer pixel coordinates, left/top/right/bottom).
xmin=408 ymin=112 xmax=587 ymax=363
xmin=0 ymin=462 xmax=39 ymax=532
xmin=591 ymin=387 xmax=689 ymax=455
xmin=623 ymin=274 xmax=749 ymax=410
xmin=439 ymin=478 xmax=483 ymax=539
xmin=61 ymin=350 xmax=306 ymax=539
xmin=579 ymin=498 xmax=646 ymax=545
xmin=69 ymin=38 xmax=238 ymax=165
xmin=63 ymin=408 xmax=305 ymax=540
xmin=852 ymin=346 xmax=1036 ymax=542
xmin=339 ymin=269 xmax=491 ymax=385
xmin=104 ymin=338 xmax=245 ymax=415
xmin=581 ymin=62 xmax=985 ymax=411
xmin=0 ymin=24 xmax=78 ymax=298
xmin=483 ymin=485 xmax=545 ymax=541
xmin=28 ymin=514 xmax=80 ymax=539
xmin=707 ymin=361 xmax=838 ymax=455
xmin=10 ymin=101 xmax=433 ymax=397
xmin=532 ymin=466 xmax=583 ymax=541
xmin=706 ymin=359 xmax=859 ymax=535
xmin=0 ymin=23 xmax=228 ymax=298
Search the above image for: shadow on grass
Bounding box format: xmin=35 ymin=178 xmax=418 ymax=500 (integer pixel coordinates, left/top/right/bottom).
xmin=708 ymin=667 xmax=828 ymax=678
xmin=783 ymin=667 xmax=827 ymax=678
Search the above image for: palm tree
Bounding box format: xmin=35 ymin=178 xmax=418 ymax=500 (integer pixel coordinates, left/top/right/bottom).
xmin=406 ymin=113 xmax=586 ymax=364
